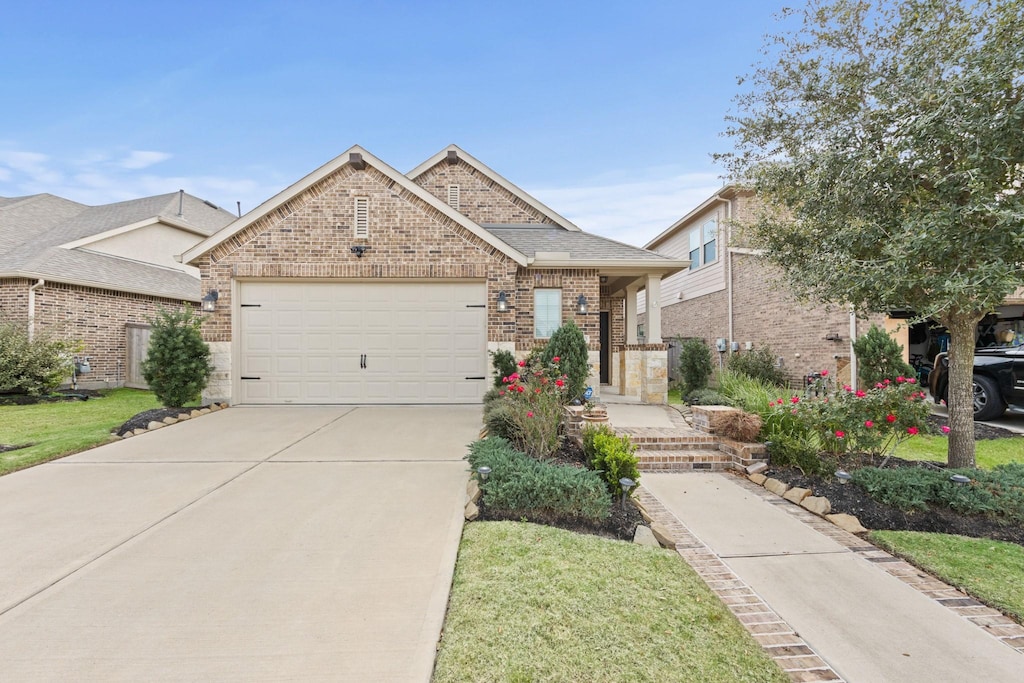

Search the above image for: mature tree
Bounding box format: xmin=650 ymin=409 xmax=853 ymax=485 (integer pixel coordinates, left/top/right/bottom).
xmin=719 ymin=0 xmax=1024 ymax=467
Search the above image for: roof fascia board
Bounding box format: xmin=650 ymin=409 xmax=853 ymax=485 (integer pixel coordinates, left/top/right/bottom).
xmin=59 ymin=216 xmax=208 ymax=250
xmin=528 ymin=258 xmax=690 ymax=274
xmin=407 ymin=144 xmax=582 ymax=233
xmin=644 ymin=184 xmax=743 ymax=251
xmin=0 ymin=269 xmax=200 ymax=301
xmin=181 ymin=145 xmax=528 ymax=267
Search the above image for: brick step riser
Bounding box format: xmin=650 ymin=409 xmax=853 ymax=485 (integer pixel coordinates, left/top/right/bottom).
xmin=628 ymin=440 xmax=721 ymax=451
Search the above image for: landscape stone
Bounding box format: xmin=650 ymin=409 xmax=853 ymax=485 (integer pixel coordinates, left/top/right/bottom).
xmin=466 ymin=479 xmax=481 ymax=504
xmin=190 ymin=409 xmax=202 ymax=418
xmin=801 ymin=496 xmax=832 ymax=516
xmin=199 ymin=408 xmax=211 ymax=415
xmin=764 ymin=478 xmax=789 ymax=496
xmin=208 ymin=404 xmax=221 ymax=412
xmin=749 ymin=473 xmax=768 ymax=486
xmin=177 ymin=413 xmax=191 ymax=421
xmin=783 ymin=487 xmax=812 ymax=504
xmin=109 ymin=433 xmax=123 ymax=440
xmin=633 ymin=525 xmax=660 ymax=547
xmin=745 ymin=461 xmax=769 ymax=475
xmin=827 ymin=513 xmax=867 ymax=534
xmin=162 ymin=416 xmax=178 ymax=425
xmin=132 ymin=429 xmax=148 ymax=437
xmin=650 ymin=522 xmax=676 ymax=548
xmin=146 ymin=421 xmax=165 ymax=431
xmin=464 ymin=501 xmax=479 ymax=521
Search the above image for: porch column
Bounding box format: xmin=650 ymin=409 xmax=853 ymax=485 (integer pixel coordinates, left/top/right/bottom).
xmin=625 ymin=283 xmax=638 ymax=344
xmin=645 ymin=274 xmax=662 ymax=343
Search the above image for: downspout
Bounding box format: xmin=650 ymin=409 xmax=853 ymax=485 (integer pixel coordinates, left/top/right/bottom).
xmin=27 ymin=278 xmax=45 ymax=340
xmin=849 ymin=309 xmax=858 ymax=392
xmin=713 ymin=195 xmax=733 ymax=352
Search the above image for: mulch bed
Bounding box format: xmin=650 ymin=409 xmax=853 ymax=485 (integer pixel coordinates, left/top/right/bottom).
xmin=473 ymin=438 xmax=645 ymax=542
xmin=114 ymin=407 xmax=208 ymax=436
xmin=765 ymin=417 xmax=1024 ymax=547
xmin=0 ymin=389 xmax=104 ymax=406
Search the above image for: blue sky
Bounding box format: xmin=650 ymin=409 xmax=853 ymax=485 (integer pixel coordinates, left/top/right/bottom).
xmin=0 ymin=0 xmax=783 ymax=246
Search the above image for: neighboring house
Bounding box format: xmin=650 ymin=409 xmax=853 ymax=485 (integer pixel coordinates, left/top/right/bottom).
xmin=181 ymin=145 xmax=687 ymax=406
xmin=0 ymin=192 xmax=236 ymax=388
xmin=641 ymin=186 xmax=885 ymax=387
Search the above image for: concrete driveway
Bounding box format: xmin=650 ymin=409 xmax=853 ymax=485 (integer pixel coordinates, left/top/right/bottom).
xmin=0 ymin=405 xmax=480 ymax=682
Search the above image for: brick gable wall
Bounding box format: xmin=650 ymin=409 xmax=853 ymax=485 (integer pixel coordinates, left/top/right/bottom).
xmin=413 ymin=159 xmax=555 ymax=225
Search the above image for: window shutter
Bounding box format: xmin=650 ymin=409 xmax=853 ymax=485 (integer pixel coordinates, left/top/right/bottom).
xmin=354 ymin=197 xmax=369 ymax=238
xmin=447 ymin=185 xmax=460 ymax=210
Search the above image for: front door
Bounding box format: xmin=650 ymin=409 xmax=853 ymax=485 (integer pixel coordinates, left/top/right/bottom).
xmin=599 ymin=311 xmax=610 ymax=384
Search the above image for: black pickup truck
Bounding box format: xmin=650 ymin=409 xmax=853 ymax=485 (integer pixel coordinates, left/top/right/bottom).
xmin=929 ymin=346 xmax=1024 ymax=420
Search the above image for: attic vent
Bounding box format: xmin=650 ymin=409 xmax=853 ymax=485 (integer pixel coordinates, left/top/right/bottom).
xmin=447 ymin=185 xmax=460 ymax=210
xmin=354 ymin=197 xmax=369 ymax=238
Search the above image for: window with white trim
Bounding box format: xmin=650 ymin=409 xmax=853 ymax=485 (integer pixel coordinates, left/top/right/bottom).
xmin=354 ymin=197 xmax=369 ymax=238
xmin=687 ymin=217 xmax=717 ymax=270
xmin=447 ymin=184 xmax=460 ymax=210
xmin=534 ymin=288 xmax=561 ymax=338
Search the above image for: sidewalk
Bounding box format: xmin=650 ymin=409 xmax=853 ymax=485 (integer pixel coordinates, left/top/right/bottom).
xmin=641 ymin=472 xmax=1024 ymax=683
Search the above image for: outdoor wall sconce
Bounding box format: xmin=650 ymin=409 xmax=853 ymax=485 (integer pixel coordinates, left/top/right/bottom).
xmin=496 ymin=290 xmax=509 ymax=313
xmin=577 ymin=294 xmax=588 ymax=315
xmin=950 ymin=474 xmax=971 ymax=486
xmin=825 ymin=332 xmax=843 ymax=342
xmin=350 ymin=245 xmax=371 ymax=258
xmin=201 ymin=289 xmax=219 ymax=312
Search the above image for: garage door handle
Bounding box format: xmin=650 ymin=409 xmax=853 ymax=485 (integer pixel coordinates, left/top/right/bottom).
xmin=241 ymin=376 xmax=261 ymax=380
xmin=360 ymin=354 xmax=366 ymax=369
xmin=465 ymin=376 xmax=485 ymax=380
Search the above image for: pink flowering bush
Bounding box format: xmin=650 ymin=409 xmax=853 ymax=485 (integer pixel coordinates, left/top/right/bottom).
xmin=496 ymin=356 xmax=569 ymax=458
xmin=767 ymin=372 xmax=930 ymax=456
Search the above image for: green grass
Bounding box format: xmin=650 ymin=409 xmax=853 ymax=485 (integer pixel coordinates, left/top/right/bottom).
xmin=433 ymin=522 xmax=787 ymax=683
xmin=0 ymin=389 xmax=160 ymax=475
xmin=869 ymin=531 xmax=1024 ymax=623
xmin=668 ymin=386 xmax=683 ymax=404
xmin=894 ymin=434 xmax=1024 ymax=469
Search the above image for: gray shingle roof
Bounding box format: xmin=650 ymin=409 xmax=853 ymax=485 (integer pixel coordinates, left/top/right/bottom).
xmin=482 ymin=224 xmax=677 ymax=263
xmin=0 ymin=192 xmax=235 ymax=299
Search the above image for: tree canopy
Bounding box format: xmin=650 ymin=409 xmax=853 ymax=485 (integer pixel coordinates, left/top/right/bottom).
xmin=719 ymin=0 xmax=1024 ymax=466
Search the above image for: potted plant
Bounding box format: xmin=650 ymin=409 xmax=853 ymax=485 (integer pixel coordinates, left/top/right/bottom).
xmin=581 ymin=400 xmax=609 ymax=424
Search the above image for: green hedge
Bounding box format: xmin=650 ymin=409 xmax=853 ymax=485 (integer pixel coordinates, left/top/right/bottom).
xmin=467 ymin=438 xmax=610 ymax=522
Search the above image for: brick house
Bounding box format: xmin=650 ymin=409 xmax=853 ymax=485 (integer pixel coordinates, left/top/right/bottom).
xmin=0 ymin=192 xmax=235 ymax=388
xmin=181 ymin=145 xmax=687 ymax=406
xmin=640 ymin=186 xmax=886 ymax=387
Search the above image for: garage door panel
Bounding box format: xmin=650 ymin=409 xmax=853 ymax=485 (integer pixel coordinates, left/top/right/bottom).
xmin=239 ymin=282 xmax=486 ymax=404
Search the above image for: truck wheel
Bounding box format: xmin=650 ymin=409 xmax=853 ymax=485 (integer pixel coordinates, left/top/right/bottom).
xmin=973 ymin=375 xmax=1006 ymax=421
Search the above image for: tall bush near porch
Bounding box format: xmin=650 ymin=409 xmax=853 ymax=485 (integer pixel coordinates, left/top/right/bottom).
xmin=541 ymin=321 xmax=589 ymax=402
xmin=142 ymin=305 xmax=212 ymax=408
xmin=678 ymin=338 xmax=713 ymax=394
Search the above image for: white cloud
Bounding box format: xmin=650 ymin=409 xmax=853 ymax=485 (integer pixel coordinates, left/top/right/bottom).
xmin=0 ymin=150 xmax=63 ymax=186
xmin=528 ymin=171 xmax=725 ymax=247
xmin=119 ymin=150 xmax=173 ymax=169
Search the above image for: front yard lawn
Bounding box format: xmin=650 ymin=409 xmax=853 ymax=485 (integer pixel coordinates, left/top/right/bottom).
xmin=0 ymin=389 xmax=159 ymax=475
xmin=433 ymin=521 xmax=787 ymax=683
xmin=869 ymin=531 xmax=1024 ymax=623
xmin=893 ymin=434 xmax=1024 ymax=469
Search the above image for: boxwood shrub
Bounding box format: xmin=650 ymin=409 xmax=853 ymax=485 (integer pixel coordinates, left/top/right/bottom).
xmin=467 ymin=437 xmax=610 ymax=522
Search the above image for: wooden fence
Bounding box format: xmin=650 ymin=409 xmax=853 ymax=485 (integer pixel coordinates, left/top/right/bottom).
xmin=125 ymin=323 xmax=151 ymax=389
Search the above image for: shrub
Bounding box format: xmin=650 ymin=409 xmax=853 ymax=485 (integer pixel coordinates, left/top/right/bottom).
xmin=853 ymin=325 xmax=914 ymax=388
xmin=581 ymin=422 xmax=616 ymax=466
xmin=541 ymin=321 xmax=590 ymax=402
xmin=767 ymin=435 xmax=830 ymax=476
xmin=0 ymin=318 xmax=79 ymax=395
xmin=717 ymin=411 xmax=763 ymax=442
xmin=727 ymin=346 xmax=787 ymax=387
xmin=684 ymin=388 xmax=734 ymax=406
xmin=716 ymin=369 xmax=788 ymax=418
xmin=677 ymin=338 xmax=713 ymax=393
xmin=490 ymin=349 xmax=517 ymax=388
xmin=466 ymin=438 xmax=610 ymax=522
xmin=141 ymin=305 xmax=212 ymax=408
xmin=483 ymin=401 xmax=520 ymax=442
xmin=493 ymin=355 xmax=569 ymax=458
xmin=588 ymin=432 xmax=640 ymax=498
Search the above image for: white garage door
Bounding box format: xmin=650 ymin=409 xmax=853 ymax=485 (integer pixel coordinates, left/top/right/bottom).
xmin=238 ymin=281 xmax=488 ymax=404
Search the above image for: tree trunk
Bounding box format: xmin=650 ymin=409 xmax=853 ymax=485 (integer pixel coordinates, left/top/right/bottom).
xmin=945 ymin=312 xmax=981 ymax=468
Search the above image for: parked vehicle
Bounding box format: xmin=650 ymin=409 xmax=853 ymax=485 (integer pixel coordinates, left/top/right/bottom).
xmin=929 ymin=346 xmax=1024 ymax=420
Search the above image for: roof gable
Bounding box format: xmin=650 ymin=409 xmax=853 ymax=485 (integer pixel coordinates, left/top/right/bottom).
xmin=407 ymin=145 xmax=581 ymax=233
xmin=182 ymin=145 xmax=528 ymax=266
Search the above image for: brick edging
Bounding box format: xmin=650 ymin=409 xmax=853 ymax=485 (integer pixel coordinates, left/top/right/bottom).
xmin=636 ymin=488 xmax=846 ymax=682
xmin=729 ymin=473 xmax=1024 ymax=655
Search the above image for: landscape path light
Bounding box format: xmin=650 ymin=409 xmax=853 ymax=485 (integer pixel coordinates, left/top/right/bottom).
xmin=619 ymin=477 xmax=636 ymax=508
xmin=949 ymin=474 xmax=971 ymax=486
xmin=477 ymin=466 xmax=491 ymax=482
xmin=835 ymin=470 xmax=852 ymax=485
